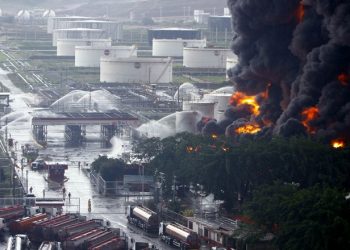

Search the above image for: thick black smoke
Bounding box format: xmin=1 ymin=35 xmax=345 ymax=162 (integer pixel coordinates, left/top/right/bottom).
xmin=217 ymin=0 xmax=350 ymax=142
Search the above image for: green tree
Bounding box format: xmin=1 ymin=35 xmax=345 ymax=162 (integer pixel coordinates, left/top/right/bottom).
xmin=245 ymin=184 xmax=350 ymax=250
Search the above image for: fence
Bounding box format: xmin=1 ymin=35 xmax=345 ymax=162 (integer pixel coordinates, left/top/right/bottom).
xmin=0 ymin=197 xmax=80 ymax=213
xmin=89 ymin=171 xmax=155 ymax=198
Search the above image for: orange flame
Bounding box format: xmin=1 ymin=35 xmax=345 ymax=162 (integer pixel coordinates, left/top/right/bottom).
xmin=338 ymin=73 xmax=349 ymax=86
xmin=211 ymin=134 xmax=218 ymax=139
xmin=296 ymin=3 xmax=305 ymax=23
xmin=331 ymin=139 xmax=346 ymax=149
xmin=235 ymin=123 xmax=261 ymax=134
xmin=301 ymin=106 xmax=319 ymax=133
xmin=186 ymin=146 xmax=194 ymax=153
xmin=230 ymin=92 xmax=261 ymax=116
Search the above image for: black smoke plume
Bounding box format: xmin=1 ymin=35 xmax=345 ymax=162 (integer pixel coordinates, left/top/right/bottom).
xmin=209 ymin=0 xmax=350 ymax=143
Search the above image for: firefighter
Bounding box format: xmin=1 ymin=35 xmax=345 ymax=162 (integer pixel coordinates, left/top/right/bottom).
xmin=68 ymin=192 xmax=71 ymax=202
xmin=88 ymin=199 xmax=91 ymax=213
xmin=62 ymin=187 xmax=66 ymax=200
xmin=29 ymin=186 xmax=33 ymax=193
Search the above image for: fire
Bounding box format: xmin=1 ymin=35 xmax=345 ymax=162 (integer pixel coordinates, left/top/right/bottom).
xmin=331 ymin=139 xmax=346 ymax=149
xmin=186 ymin=146 xmax=194 ymax=153
xmin=338 ymin=73 xmax=349 ymax=86
xmin=211 ymin=134 xmax=218 ymax=139
xmin=230 ymin=92 xmax=261 ymax=116
xmin=296 ymin=3 xmax=305 ymax=23
xmin=235 ymin=123 xmax=261 ymax=134
xmin=301 ymin=106 xmax=319 ymax=133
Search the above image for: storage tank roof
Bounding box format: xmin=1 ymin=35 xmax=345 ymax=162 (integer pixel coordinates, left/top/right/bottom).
xmin=149 ymin=28 xmax=199 ymax=31
xmin=52 ymin=16 xmax=91 ymax=19
xmin=68 ymin=19 xmax=118 ymax=23
xmin=184 ymin=47 xmax=231 ymax=51
xmin=101 ymin=57 xmax=171 ymax=63
xmin=153 ymin=38 xmax=205 ymax=42
xmin=75 ymin=45 xmax=135 ymax=50
xmin=57 ymin=38 xmax=112 ymax=42
xmin=54 ymin=28 xmax=104 ymax=32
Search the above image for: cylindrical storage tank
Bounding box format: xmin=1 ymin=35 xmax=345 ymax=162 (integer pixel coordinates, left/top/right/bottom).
xmin=183 ymin=48 xmax=234 ymax=69
xmin=75 ymin=45 xmax=137 ymax=67
xmin=152 ymin=39 xmax=206 ymax=57
xmin=100 ymin=57 xmax=173 ymax=84
xmin=43 ymin=10 xmax=56 ymax=18
xmin=52 ymin=28 xmax=107 ymax=46
xmin=182 ymin=101 xmax=215 ymax=118
xmin=47 ymin=16 xmax=92 ymax=34
xmin=165 ymin=224 xmax=190 ymax=242
xmin=57 ymin=39 xmax=112 ymax=57
xmin=203 ymin=93 xmax=232 ymax=121
xmin=16 ymin=10 xmax=31 ymax=23
xmin=175 ymin=111 xmax=199 ymax=134
xmin=226 ymin=56 xmax=238 ymax=79
xmin=61 ymin=20 xmax=123 ymax=41
xmin=132 ymin=206 xmax=158 ymax=226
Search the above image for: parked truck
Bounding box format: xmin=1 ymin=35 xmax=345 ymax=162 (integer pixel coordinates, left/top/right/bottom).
xmin=159 ymin=222 xmax=200 ymax=250
xmin=127 ymin=205 xmax=158 ymax=233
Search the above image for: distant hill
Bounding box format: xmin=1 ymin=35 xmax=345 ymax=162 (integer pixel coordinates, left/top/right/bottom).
xmin=0 ymin=0 xmax=228 ymax=18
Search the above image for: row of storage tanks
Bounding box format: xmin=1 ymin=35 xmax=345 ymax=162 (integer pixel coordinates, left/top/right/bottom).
xmin=49 ymin=17 xmax=236 ymax=84
xmin=152 ymin=37 xmax=237 ymax=69
xmin=47 ymin=16 xmax=174 ymax=84
xmin=177 ymin=92 xmax=232 ymax=134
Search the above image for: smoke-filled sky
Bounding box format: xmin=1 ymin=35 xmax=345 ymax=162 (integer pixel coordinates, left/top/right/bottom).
xmin=222 ymin=0 xmax=350 ymax=143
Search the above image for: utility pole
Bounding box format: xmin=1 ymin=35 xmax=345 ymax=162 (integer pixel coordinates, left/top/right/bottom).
xmin=172 ymin=175 xmax=176 ymax=202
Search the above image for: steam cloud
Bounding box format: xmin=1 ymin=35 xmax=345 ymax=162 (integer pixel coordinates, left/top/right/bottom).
xmin=206 ymin=0 xmax=350 ymax=142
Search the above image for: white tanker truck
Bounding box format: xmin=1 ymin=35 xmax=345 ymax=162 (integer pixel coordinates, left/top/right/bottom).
xmin=159 ymin=222 xmax=200 ymax=250
xmin=126 ymin=205 xmax=159 ymax=234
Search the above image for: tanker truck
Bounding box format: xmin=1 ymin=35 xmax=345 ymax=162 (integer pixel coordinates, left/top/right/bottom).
xmin=159 ymin=222 xmax=200 ymax=250
xmin=126 ymin=205 xmax=158 ymax=234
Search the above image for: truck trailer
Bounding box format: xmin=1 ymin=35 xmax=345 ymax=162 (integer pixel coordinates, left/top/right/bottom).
xmin=159 ymin=222 xmax=200 ymax=250
xmin=127 ymin=205 xmax=158 ymax=233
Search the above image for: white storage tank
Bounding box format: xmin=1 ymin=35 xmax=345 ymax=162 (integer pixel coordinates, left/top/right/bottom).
xmin=60 ymin=20 xmax=123 ymax=41
xmin=0 ymin=8 xmax=2 ymax=17
xmin=56 ymin=38 xmax=112 ymax=57
xmin=52 ymin=28 xmax=108 ymax=46
xmin=226 ymin=56 xmax=238 ymax=79
xmin=16 ymin=10 xmax=31 ymax=22
xmin=183 ymin=47 xmax=234 ymax=69
xmin=100 ymin=57 xmax=173 ymax=84
xmin=203 ymin=93 xmax=233 ymax=121
xmin=75 ymin=45 xmax=137 ymax=68
xmin=176 ymin=111 xmax=200 ymax=134
xmin=183 ymin=101 xmax=216 ymax=118
xmin=47 ymin=16 xmax=92 ymax=34
xmin=43 ymin=10 xmax=56 ymax=18
xmin=152 ymin=38 xmax=207 ymax=57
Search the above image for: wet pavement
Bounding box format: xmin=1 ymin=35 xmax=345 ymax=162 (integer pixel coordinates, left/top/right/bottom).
xmin=0 ymin=68 xmax=173 ymax=249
